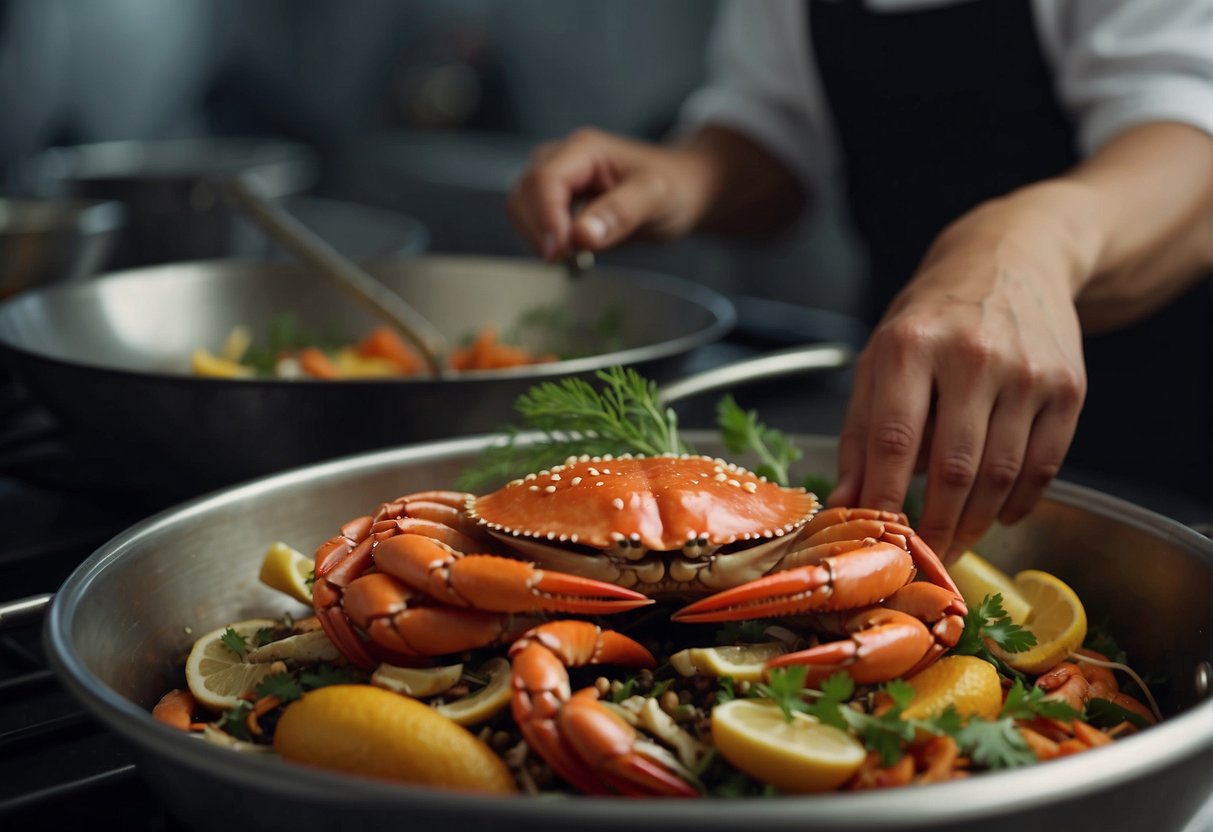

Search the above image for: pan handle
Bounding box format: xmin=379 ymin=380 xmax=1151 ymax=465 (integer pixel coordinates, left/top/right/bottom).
xmin=0 ymin=593 xmax=53 ymax=629
xmin=657 ymin=342 xmax=854 ymax=406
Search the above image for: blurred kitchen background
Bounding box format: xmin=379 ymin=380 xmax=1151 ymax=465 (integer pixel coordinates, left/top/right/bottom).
xmin=0 ymin=0 xmax=868 ymax=316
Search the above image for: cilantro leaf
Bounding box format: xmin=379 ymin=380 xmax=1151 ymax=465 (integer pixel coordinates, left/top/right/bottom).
xmin=952 ymin=594 xmax=1035 ymax=676
xmin=713 ymin=619 xmax=774 ymax=645
xmin=254 ymin=671 xmax=303 ymax=703
xmin=219 ymin=628 xmax=249 ymax=659
xmin=753 ymin=666 xmax=811 ymax=720
xmin=215 ymin=700 xmax=253 ymax=741
xmin=954 ymin=718 xmax=1037 ymax=769
xmin=999 ymin=678 xmax=1078 ymax=722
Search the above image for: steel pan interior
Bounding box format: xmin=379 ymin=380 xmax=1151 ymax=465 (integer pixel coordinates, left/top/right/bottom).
xmin=43 ymin=433 xmax=1213 ymax=832
xmin=0 ymin=256 xmax=734 ymax=491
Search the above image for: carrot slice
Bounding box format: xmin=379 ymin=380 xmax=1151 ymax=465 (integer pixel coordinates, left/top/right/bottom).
xmin=298 ymin=347 xmax=342 ymax=378
xmin=357 ymin=327 xmax=423 ymax=375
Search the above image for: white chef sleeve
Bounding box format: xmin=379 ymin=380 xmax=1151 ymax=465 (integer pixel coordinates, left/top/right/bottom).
xmin=674 ymin=0 xmax=835 ymax=201
xmin=1041 ymin=0 xmax=1213 ymax=154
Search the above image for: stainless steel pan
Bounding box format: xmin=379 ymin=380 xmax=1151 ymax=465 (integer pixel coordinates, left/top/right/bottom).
xmin=0 ymin=255 xmax=739 ymax=493
xmin=39 ymin=433 xmax=1213 ymax=832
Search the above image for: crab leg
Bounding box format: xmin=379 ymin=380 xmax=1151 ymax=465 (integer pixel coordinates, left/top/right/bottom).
xmin=764 ymin=581 xmax=966 ymax=685
xmin=373 ymin=534 xmax=654 ymax=614
xmin=510 ymin=621 xmax=698 ymax=797
xmin=671 ymin=538 xmax=914 ymax=623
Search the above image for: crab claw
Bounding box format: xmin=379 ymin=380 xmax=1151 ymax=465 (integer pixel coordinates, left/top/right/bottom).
xmin=765 ymin=606 xmax=935 ymax=685
xmin=670 ymin=539 xmax=914 ymax=623
xmin=374 ymin=533 xmax=653 ymax=615
xmin=510 ymin=622 xmax=696 ymax=797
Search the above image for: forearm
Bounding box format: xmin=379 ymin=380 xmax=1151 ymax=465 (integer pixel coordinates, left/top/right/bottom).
xmin=957 ymin=122 xmax=1213 ymax=334
xmin=676 ymin=126 xmax=808 ymax=239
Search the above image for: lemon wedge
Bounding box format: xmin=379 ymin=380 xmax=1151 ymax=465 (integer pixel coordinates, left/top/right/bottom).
xmin=274 ymin=684 xmax=516 ymax=793
xmin=901 ymin=655 xmax=1003 ymax=721
xmin=711 ymin=699 xmax=866 ymax=793
xmin=435 ymin=658 xmax=512 ymax=726
xmin=949 ymin=550 xmax=1032 ymax=624
xmin=669 ymin=642 xmax=788 ymax=682
xmin=258 ymin=541 xmax=315 ymax=606
xmin=372 ymin=662 xmax=465 ymax=698
xmin=988 ymin=569 xmax=1087 ymax=674
xmin=184 ymin=619 xmax=282 ymax=711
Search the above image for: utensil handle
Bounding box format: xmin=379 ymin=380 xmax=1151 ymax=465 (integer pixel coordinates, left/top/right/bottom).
xmin=657 ymin=342 xmax=854 ymax=406
xmin=0 ymin=593 xmax=53 ymax=629
xmin=221 ymin=175 xmax=448 ymax=377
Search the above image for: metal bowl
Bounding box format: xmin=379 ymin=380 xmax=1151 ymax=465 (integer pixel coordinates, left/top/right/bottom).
xmin=43 ymin=433 xmax=1213 ymax=832
xmin=22 ymin=137 xmax=319 ymax=268
xmin=0 ymin=196 xmax=125 ymax=297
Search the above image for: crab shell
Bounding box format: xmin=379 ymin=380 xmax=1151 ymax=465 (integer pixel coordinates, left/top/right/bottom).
xmin=466 ymin=453 xmax=821 ymax=554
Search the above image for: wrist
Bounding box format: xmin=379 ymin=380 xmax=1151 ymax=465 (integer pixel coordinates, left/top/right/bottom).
xmin=935 ymin=180 xmax=1104 ymax=300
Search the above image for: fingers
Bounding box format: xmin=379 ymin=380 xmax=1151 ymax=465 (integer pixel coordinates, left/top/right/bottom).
xmin=831 ymin=329 xmax=934 ymax=515
xmin=571 ymin=175 xmax=672 ymax=252
xmin=507 ymin=127 xmax=674 ymax=261
xmin=507 ymin=135 xmax=599 ymax=260
xmin=832 ymin=324 xmax=1084 ymax=564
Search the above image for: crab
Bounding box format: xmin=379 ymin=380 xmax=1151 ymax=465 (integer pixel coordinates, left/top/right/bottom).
xmin=311 ymin=453 xmax=967 ymax=797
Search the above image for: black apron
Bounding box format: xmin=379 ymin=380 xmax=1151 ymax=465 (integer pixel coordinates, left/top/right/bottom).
xmin=808 ymin=0 xmax=1213 ymax=516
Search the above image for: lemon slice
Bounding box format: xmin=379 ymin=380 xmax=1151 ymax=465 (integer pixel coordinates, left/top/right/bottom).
xmin=435 ymin=658 xmax=512 ymax=726
xmin=669 ymin=642 xmax=788 ymax=682
xmin=274 ymin=684 xmax=516 ymax=793
xmin=191 ymin=347 xmax=253 ymax=378
xmin=185 ymin=619 xmax=282 ymax=711
xmin=372 ymin=662 xmax=464 ymax=698
xmin=901 ymin=655 xmax=1003 ymax=721
xmin=711 ymin=699 xmax=866 ymax=793
xmin=949 ymin=550 xmax=1032 ymax=624
xmin=258 ymin=541 xmax=315 ymax=605
xmin=987 ymin=569 xmax=1087 ymax=674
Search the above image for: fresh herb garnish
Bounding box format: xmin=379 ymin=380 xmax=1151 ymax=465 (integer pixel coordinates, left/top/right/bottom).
xmin=456 ymin=366 xmax=688 ymax=491
xmin=753 ymin=666 xmax=812 ymax=720
xmin=216 ymin=700 xmax=253 ymax=741
xmin=219 ymin=628 xmax=249 ymax=659
xmin=952 ymin=593 xmax=1036 ymax=676
xmin=255 ymin=671 xmax=304 ymax=704
xmin=716 ymin=395 xmax=801 ymax=486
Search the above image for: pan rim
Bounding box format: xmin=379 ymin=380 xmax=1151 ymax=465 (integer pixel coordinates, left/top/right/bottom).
xmin=42 ymin=431 xmax=1213 ymax=828
xmin=0 ymin=254 xmax=737 ymax=383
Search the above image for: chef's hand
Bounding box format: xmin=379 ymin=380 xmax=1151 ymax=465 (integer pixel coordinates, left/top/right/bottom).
xmin=507 ymin=128 xmax=705 ymax=261
xmin=828 ymin=191 xmax=1088 ymax=563
xmin=508 ymin=125 xmax=805 ymax=261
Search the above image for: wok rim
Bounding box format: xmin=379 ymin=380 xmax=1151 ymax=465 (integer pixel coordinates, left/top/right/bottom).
xmin=43 ymin=432 xmax=1213 ymax=828
xmin=0 ymin=254 xmax=737 ymax=383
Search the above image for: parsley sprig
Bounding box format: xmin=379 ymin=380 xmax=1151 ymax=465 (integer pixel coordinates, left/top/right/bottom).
xmin=952 ymin=593 xmax=1036 ymax=677
xmin=748 ymin=666 xmax=1079 ymax=771
xmin=716 ymin=395 xmax=801 ymax=486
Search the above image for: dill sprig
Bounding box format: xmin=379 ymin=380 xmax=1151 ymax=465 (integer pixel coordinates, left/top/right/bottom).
xmin=455 ymin=366 xmax=689 ymax=491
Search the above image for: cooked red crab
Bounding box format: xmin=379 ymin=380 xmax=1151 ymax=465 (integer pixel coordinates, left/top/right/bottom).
xmin=311 ymin=453 xmax=966 ymax=797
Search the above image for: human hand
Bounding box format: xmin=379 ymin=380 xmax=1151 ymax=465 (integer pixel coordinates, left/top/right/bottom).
xmin=507 ymin=127 xmax=709 ymax=261
xmin=828 ymin=199 xmax=1089 ymax=562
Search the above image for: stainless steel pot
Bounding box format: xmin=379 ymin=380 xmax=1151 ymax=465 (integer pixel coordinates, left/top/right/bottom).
xmin=0 ymin=255 xmax=736 ymax=493
xmin=40 ymin=433 xmax=1213 ymax=831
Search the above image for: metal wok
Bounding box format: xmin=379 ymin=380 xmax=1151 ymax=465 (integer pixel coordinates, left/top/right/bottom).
xmin=41 ymin=433 xmax=1213 ymax=832
xmin=0 ymin=255 xmax=735 ymax=494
